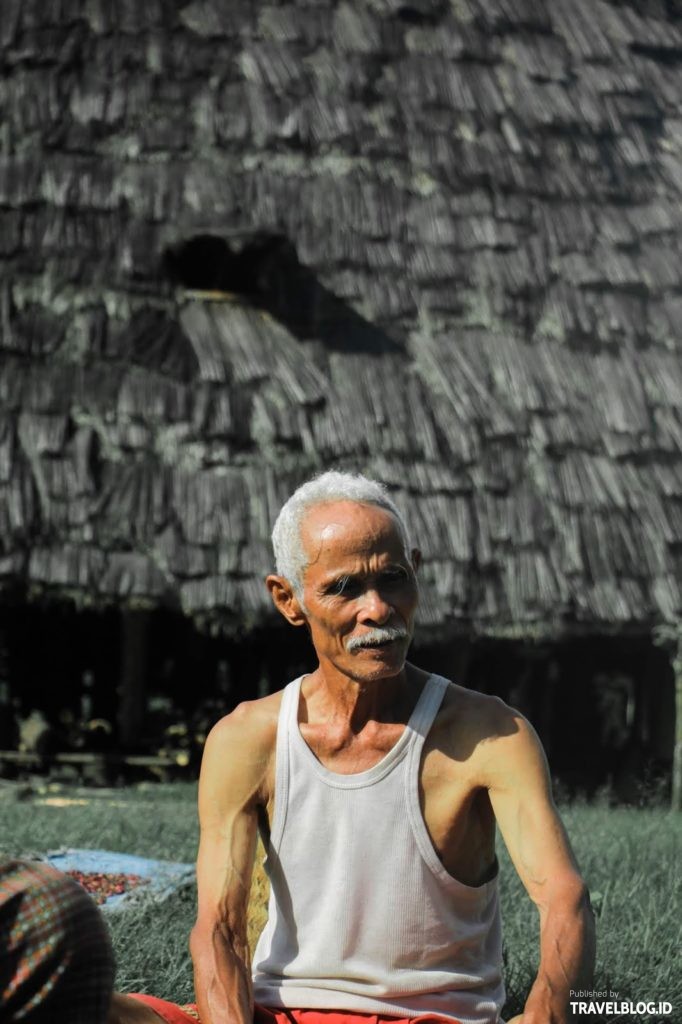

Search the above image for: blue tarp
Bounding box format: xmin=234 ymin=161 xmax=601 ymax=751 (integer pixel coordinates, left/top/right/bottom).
xmin=45 ymin=848 xmax=195 ymax=913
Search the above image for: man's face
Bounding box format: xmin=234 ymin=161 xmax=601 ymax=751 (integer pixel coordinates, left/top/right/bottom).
xmin=297 ymin=500 xmax=419 ymax=684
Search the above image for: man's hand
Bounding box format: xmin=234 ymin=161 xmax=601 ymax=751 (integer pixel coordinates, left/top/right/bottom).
xmin=190 ymin=700 xmax=277 ymax=1024
xmin=484 ymin=708 xmax=596 ymax=1024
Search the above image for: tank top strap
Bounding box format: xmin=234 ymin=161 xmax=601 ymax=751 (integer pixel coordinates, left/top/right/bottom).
xmin=283 ymin=673 xmax=304 ymax=731
xmin=270 ymin=675 xmax=304 ymax=849
xmin=407 ymin=674 xmax=467 ymax=889
xmin=408 ymin=673 xmax=449 ymax=745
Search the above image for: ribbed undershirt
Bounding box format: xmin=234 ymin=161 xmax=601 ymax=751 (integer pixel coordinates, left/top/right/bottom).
xmin=252 ymin=674 xmax=505 ymax=1024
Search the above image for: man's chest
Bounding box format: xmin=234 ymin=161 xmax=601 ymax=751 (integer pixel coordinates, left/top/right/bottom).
xmin=264 ymin=723 xmax=496 ymax=888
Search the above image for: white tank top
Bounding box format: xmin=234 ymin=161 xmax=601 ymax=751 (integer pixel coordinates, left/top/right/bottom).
xmin=252 ymin=674 xmax=505 ymax=1024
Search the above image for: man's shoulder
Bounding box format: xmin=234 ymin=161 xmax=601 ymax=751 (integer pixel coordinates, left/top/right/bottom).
xmin=199 ymin=689 xmax=288 ymax=809
xmin=202 ymin=690 xmax=288 ymax=782
xmin=437 ymin=675 xmax=517 ymax=729
xmin=440 ymin=681 xmax=549 ymax=792
xmin=206 ymin=688 xmax=284 ymax=755
xmin=427 ymin=673 xmax=530 ymax=760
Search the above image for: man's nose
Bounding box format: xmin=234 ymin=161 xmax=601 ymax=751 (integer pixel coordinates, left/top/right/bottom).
xmin=357 ymin=588 xmax=392 ymax=624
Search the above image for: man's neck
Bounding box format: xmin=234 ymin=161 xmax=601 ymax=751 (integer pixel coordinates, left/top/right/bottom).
xmin=301 ymin=662 xmax=420 ymax=733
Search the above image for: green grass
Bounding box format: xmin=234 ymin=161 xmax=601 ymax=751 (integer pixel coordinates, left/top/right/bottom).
xmin=497 ymin=804 xmax=681 ymax=1022
xmin=1 ymin=783 xmax=679 ymax=1022
xmin=0 ymin=781 xmax=201 ymax=1003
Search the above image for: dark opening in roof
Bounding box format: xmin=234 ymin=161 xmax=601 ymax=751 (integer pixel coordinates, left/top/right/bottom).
xmin=395 ymin=2 xmax=446 ymax=27
xmin=164 ymin=234 xmax=291 ymax=297
xmin=164 ymin=233 xmax=403 ymax=355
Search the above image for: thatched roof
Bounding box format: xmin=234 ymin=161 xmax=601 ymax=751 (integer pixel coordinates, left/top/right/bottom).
xmin=1 ymin=0 xmax=681 ymax=637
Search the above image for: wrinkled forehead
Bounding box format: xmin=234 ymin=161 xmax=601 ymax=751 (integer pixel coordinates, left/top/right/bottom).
xmin=299 ymin=500 xmax=408 ymax=569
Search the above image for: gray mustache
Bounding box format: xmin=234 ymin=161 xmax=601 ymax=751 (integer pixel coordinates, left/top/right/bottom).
xmin=346 ymin=626 xmax=409 ymax=653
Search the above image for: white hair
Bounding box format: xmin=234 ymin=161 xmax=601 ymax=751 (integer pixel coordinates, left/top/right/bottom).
xmin=272 ymin=471 xmax=412 ymax=595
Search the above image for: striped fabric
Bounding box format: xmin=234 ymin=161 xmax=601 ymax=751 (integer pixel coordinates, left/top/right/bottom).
xmin=0 ymin=858 xmax=115 ymax=1023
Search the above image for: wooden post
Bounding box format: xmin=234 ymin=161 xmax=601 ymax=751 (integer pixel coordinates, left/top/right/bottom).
xmin=672 ymin=635 xmax=682 ymax=812
xmin=117 ymin=610 xmax=150 ymax=747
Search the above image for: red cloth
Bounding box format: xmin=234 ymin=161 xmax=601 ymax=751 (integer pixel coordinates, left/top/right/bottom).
xmin=128 ymin=993 xmax=200 ymax=1022
xmin=128 ymin=995 xmax=460 ymax=1024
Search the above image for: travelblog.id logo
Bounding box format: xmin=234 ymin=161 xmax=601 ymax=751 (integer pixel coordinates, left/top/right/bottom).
xmin=569 ymin=989 xmax=673 ymax=1018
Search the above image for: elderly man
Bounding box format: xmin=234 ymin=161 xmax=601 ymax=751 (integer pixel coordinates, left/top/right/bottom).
xmin=115 ymin=470 xmax=594 ymax=1024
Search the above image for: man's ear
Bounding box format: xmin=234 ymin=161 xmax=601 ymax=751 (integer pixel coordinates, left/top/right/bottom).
xmin=266 ymin=574 xmax=308 ymax=627
xmin=410 ymin=548 xmax=422 ymax=573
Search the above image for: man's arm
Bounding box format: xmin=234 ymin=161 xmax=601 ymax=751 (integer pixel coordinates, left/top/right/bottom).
xmin=483 ymin=706 xmax=595 ymax=1024
xmin=190 ymin=702 xmax=274 ymax=1024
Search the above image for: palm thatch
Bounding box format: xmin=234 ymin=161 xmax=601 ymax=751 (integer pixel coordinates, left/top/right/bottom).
xmin=0 ymin=0 xmax=681 ymax=637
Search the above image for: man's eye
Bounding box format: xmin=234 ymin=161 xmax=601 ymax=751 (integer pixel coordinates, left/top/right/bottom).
xmin=382 ymin=569 xmax=408 ymax=584
xmin=328 ymin=577 xmax=357 ymax=596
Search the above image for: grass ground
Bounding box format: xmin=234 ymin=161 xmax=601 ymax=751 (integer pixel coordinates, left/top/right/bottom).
xmin=0 ymin=781 xmax=679 ymax=1023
